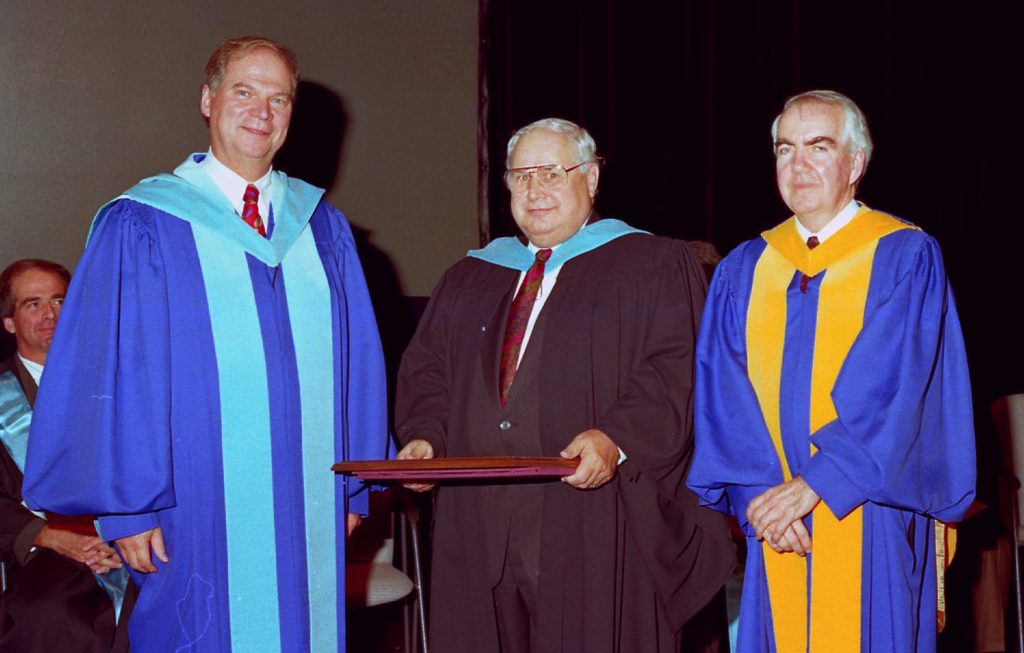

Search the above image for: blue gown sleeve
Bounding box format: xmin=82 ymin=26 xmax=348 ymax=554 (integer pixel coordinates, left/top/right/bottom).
xmin=23 ymin=200 xmax=175 ymax=538
xmin=800 ymin=236 xmax=976 ymax=521
xmin=688 ymin=249 xmax=787 ymax=534
xmin=330 ymin=210 xmax=389 ymax=517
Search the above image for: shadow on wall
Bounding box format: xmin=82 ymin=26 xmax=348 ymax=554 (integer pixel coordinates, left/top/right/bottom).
xmin=275 ymin=81 xmax=420 ymax=430
xmin=275 ymin=81 xmax=347 ymax=192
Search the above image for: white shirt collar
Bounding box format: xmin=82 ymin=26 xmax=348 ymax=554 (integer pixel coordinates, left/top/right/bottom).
xmin=794 ymin=199 xmax=861 ymax=245
xmin=201 ymin=149 xmax=273 ymax=218
xmin=527 ymin=240 xmax=562 ymax=255
xmin=18 ymin=354 xmax=43 ymax=385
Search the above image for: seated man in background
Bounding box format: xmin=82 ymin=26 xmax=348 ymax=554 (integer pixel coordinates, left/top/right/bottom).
xmin=0 ymin=258 xmax=127 ymax=653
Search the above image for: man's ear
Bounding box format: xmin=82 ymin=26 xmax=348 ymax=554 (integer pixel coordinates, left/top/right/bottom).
xmin=3 ymin=317 xmax=15 ymax=335
xmin=200 ymin=85 xmax=212 ymax=119
xmin=587 ymin=163 xmax=600 ymax=199
xmin=848 ymin=150 xmax=866 ymax=186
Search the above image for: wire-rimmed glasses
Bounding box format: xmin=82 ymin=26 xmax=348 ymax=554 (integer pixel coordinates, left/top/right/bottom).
xmin=503 ymin=160 xmax=600 ymax=191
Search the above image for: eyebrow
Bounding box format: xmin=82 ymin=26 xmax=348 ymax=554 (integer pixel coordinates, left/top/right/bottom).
xmin=507 ymin=163 xmax=561 ymax=171
xmin=230 ymin=80 xmax=291 ymax=98
xmin=17 ymin=295 xmax=42 ymax=308
xmin=806 ymin=135 xmax=838 ymax=146
xmin=774 ymin=135 xmax=838 ymax=148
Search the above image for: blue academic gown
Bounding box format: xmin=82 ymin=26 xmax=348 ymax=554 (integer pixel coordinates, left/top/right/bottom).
xmin=687 ymin=210 xmax=975 ymax=652
xmin=22 ymin=154 xmax=388 ymax=652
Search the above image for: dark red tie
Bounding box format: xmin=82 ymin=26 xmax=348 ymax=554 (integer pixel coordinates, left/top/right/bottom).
xmin=499 ymin=248 xmax=552 ymax=405
xmin=242 ymin=184 xmax=267 ymax=237
xmin=800 ymin=235 xmax=819 ymax=293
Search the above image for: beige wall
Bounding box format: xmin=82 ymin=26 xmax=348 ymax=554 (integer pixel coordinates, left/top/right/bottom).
xmin=0 ymin=1 xmax=477 ymax=296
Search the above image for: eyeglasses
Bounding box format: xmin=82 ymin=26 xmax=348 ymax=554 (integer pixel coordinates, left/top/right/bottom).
xmin=503 ymin=160 xmax=599 ymax=191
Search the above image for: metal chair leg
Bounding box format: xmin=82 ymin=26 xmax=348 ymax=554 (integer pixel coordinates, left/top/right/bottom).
xmin=1013 ymin=488 xmax=1023 ymax=653
xmin=408 ymin=516 xmax=428 ymax=653
xmin=398 ymin=508 xmax=414 ymax=653
xmin=396 ymin=489 xmax=429 ymax=653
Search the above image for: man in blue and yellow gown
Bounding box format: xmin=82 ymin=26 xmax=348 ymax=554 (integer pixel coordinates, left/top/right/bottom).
xmin=22 ymin=36 xmax=387 ymax=652
xmin=688 ymin=90 xmax=975 ymax=652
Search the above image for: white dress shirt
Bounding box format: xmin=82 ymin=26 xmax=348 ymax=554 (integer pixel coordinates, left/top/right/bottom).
xmin=512 ymin=235 xmax=627 ymax=463
xmin=794 ymin=199 xmax=860 ymax=245
xmin=19 ymin=355 xmax=43 ymax=386
xmin=201 ymin=149 xmax=273 ymax=225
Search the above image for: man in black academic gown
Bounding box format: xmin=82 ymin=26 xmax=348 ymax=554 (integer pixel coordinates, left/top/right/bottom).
xmin=0 ymin=259 xmax=127 ymax=652
xmin=395 ymin=119 xmax=734 ymax=652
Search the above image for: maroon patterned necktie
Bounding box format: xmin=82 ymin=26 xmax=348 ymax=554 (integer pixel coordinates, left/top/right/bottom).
xmin=242 ymin=184 xmax=267 ymax=237
xmin=498 ymin=248 xmax=552 ymax=405
xmin=800 ymin=235 xmax=819 ymax=293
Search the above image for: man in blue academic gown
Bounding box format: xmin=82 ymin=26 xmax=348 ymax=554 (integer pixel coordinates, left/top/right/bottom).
xmin=22 ymin=36 xmax=387 ymax=652
xmin=395 ymin=118 xmax=734 ymax=652
xmin=687 ymin=90 xmax=976 ymax=652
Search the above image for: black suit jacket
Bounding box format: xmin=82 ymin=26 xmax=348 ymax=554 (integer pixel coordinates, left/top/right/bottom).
xmin=0 ymin=356 xmax=45 ymax=564
xmin=0 ymin=355 xmax=121 ymax=653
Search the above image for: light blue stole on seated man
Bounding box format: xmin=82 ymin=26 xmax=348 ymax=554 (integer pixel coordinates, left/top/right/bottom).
xmin=0 ymin=369 xmax=130 ymax=621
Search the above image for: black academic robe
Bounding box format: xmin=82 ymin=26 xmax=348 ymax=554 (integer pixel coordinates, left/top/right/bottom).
xmin=0 ymin=356 xmax=121 ymax=653
xmin=396 ymin=233 xmax=735 ymax=653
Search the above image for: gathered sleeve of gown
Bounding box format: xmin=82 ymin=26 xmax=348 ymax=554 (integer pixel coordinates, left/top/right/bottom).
xmin=799 ymin=235 xmax=976 ymax=522
xmin=329 ymin=210 xmax=390 ymax=516
xmin=687 ymin=248 xmax=788 ymax=534
xmin=585 ymin=238 xmax=735 ymax=631
xmin=591 ymin=239 xmax=707 ymax=486
xmin=23 ymin=200 xmax=175 ymax=540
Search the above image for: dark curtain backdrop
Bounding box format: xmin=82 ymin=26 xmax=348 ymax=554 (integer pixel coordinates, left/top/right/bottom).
xmin=481 ymin=0 xmax=1022 ymax=403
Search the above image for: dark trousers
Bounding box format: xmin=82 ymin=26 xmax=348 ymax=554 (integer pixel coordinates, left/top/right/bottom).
xmin=492 ymin=483 xmax=544 ymax=653
xmin=0 ymin=550 xmax=116 ymax=653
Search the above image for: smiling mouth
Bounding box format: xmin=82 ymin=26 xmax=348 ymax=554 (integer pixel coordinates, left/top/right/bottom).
xmin=242 ymin=126 xmax=271 ymax=136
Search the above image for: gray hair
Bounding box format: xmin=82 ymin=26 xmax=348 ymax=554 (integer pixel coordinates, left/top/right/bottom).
xmin=506 ymin=118 xmax=598 ymax=169
xmin=771 ymin=90 xmax=873 ymax=167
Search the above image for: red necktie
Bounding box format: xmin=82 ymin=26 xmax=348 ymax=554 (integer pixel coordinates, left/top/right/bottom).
xmin=800 ymin=235 xmax=819 ymax=293
xmin=498 ymin=248 xmax=552 ymax=405
xmin=242 ymin=184 xmax=267 ymax=237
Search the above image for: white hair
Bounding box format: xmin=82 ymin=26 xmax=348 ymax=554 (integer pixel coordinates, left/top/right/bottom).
xmin=506 ymin=118 xmax=598 ymax=169
xmin=771 ymin=90 xmax=873 ymax=168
